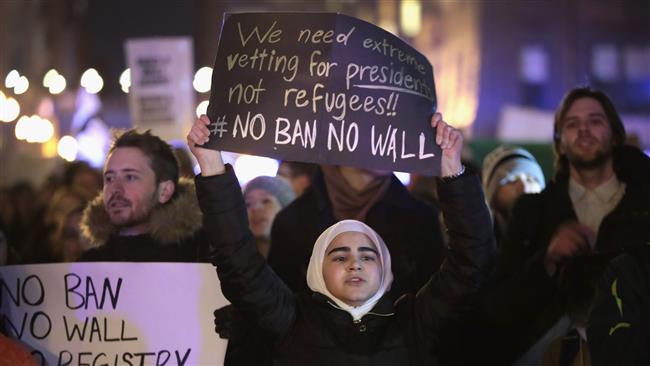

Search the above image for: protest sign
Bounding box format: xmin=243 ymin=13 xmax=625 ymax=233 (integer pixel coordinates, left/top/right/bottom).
xmin=126 ymin=37 xmax=195 ymax=142
xmin=207 ymin=13 xmax=441 ymax=175
xmin=0 ymin=263 xmax=229 ymax=366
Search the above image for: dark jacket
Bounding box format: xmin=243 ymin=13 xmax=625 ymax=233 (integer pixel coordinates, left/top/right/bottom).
xmin=77 ymin=178 xmax=208 ymax=262
xmin=268 ymin=168 xmax=446 ymax=297
xmin=473 ymin=145 xmax=650 ymax=365
xmin=196 ymin=166 xmax=494 ymax=366
xmin=587 ymin=243 xmax=650 ymax=366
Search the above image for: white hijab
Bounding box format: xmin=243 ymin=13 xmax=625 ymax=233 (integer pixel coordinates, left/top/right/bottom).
xmin=306 ymin=219 xmax=393 ymax=321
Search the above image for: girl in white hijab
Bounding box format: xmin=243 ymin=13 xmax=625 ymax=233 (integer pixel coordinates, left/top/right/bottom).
xmin=190 ymin=113 xmax=495 ymax=365
xmin=306 ymin=219 xmax=394 ymax=321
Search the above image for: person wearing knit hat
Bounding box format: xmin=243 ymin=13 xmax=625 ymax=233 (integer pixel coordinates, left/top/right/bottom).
xmin=243 ymin=175 xmax=296 ymax=258
xmin=482 ymin=145 xmax=545 ymax=243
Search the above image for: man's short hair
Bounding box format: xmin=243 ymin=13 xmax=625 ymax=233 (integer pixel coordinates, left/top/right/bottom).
xmin=552 ymin=87 xmax=626 ymax=174
xmin=109 ymin=129 xmax=179 ymax=190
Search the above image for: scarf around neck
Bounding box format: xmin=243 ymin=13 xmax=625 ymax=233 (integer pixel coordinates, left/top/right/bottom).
xmin=321 ymin=165 xmax=392 ymax=221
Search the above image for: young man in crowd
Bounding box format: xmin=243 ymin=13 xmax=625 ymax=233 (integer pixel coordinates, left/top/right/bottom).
xmin=473 ymin=87 xmax=650 ymax=365
xmin=78 ymin=129 xmax=208 ymax=262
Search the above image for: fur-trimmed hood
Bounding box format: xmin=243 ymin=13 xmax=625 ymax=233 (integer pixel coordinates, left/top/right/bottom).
xmin=81 ymin=177 xmax=202 ymax=246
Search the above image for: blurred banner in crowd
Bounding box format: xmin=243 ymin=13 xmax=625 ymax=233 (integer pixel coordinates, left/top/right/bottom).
xmin=126 ymin=37 xmax=195 ymax=142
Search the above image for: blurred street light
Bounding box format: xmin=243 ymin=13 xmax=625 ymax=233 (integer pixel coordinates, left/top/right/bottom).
xmin=13 ymin=76 xmax=29 ymax=94
xmin=43 ymin=69 xmax=58 ymax=87
xmin=119 ymin=68 xmax=131 ymax=93
xmin=400 ymin=0 xmax=422 ymax=37
xmin=14 ymin=115 xmax=54 ymax=143
xmin=14 ymin=116 xmax=30 ymax=140
xmin=49 ymin=74 xmax=67 ymax=94
xmin=58 ymin=135 xmax=79 ymax=162
xmin=0 ymin=96 xmax=20 ymax=122
xmin=80 ymin=68 xmax=104 ymax=94
xmin=4 ymin=70 xmax=20 ymax=89
xmin=234 ymin=155 xmax=279 ymax=186
xmin=44 ymin=69 xmax=67 ymax=94
xmin=196 ymin=100 xmax=209 ymax=117
xmin=193 ymin=66 xmax=212 ymax=93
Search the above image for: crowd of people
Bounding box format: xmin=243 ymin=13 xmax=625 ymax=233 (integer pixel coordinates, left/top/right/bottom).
xmin=1 ymin=86 xmax=649 ymax=365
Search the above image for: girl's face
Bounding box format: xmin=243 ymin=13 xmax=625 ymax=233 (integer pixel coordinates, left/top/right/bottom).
xmin=245 ymin=189 xmax=283 ymax=239
xmin=494 ymin=173 xmax=542 ymax=215
xmin=322 ymin=231 xmax=382 ymax=307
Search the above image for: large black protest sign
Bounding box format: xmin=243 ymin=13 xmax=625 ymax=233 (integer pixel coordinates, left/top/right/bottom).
xmin=208 ymin=12 xmax=440 ymax=175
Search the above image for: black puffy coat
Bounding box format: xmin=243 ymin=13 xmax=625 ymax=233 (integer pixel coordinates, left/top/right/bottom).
xmin=196 ymin=166 xmax=494 ymax=366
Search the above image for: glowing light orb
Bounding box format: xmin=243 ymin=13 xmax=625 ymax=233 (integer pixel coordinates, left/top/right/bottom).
xmin=58 ymin=135 xmax=79 ymax=161
xmin=0 ymin=97 xmax=20 ymax=122
xmin=195 ymin=100 xmax=209 ymax=118
xmin=193 ymin=67 xmax=213 ymax=93
xmin=80 ymin=68 xmax=104 ymax=94
xmin=233 ymin=155 xmax=279 ymax=186
xmin=119 ymin=68 xmax=131 ymax=93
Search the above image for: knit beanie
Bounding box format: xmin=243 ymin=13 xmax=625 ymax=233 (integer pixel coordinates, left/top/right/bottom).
xmin=482 ymin=146 xmax=546 ymax=205
xmin=243 ymin=176 xmax=296 ymax=208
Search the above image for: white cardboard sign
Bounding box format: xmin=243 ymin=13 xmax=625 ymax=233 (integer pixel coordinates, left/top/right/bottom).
xmin=0 ymin=263 xmax=229 ymax=366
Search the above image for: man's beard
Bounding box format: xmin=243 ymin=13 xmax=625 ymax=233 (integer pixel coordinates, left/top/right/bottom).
xmin=115 ymin=208 xmax=155 ymax=230
xmin=109 ymin=192 xmax=160 ymax=230
xmin=564 ymin=141 xmax=613 ymax=170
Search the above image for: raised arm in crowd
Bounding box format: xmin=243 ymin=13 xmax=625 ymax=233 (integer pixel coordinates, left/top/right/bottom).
xmin=187 ymin=113 xmax=495 ymax=365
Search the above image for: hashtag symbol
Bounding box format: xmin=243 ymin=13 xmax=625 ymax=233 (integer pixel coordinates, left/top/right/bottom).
xmin=210 ymin=115 xmax=228 ymax=138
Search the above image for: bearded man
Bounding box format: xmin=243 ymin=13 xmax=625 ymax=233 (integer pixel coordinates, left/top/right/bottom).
xmin=78 ymin=129 xmax=207 ymax=262
xmin=464 ymin=87 xmax=650 ymax=366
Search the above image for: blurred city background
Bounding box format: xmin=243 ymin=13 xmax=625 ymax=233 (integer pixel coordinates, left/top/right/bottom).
xmin=1 ymin=0 xmax=649 ymax=187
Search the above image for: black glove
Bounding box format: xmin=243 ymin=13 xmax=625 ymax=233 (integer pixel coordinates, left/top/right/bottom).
xmin=214 ymin=305 xmax=234 ymax=339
